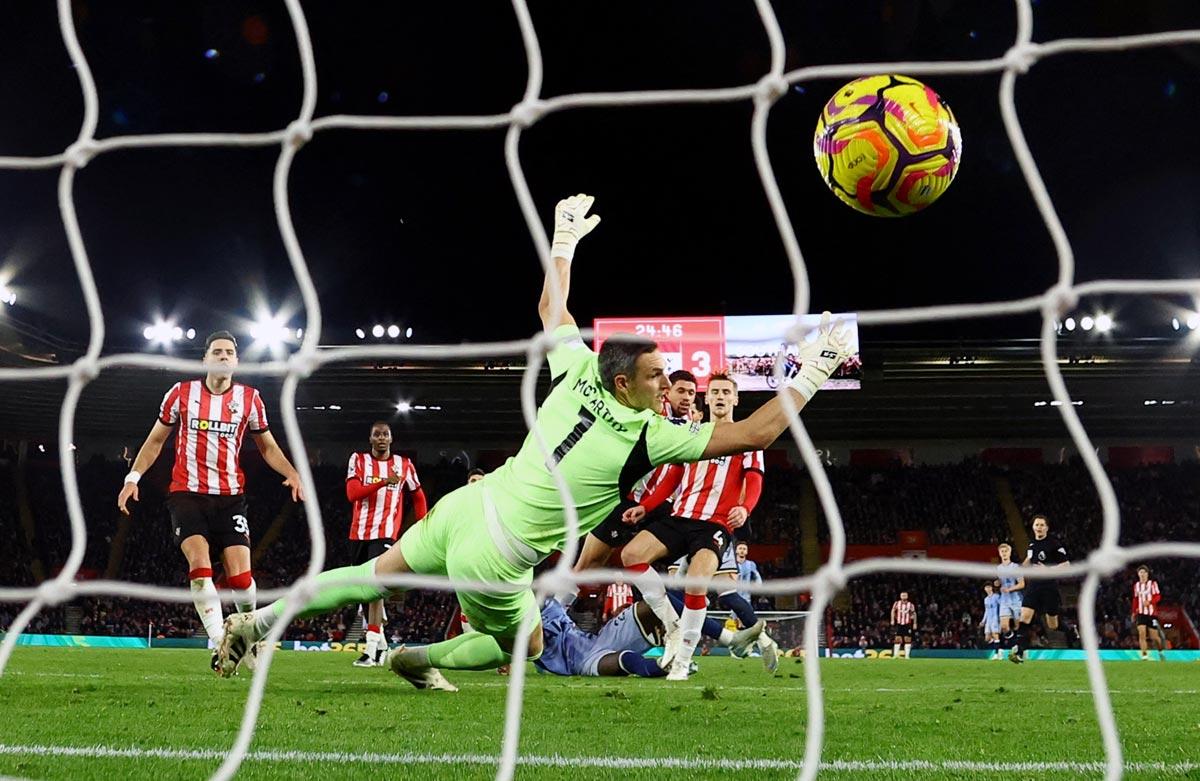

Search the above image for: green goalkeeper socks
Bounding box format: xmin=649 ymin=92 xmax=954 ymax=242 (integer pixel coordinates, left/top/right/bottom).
xmin=269 ymin=559 xmax=389 ymax=620
xmin=426 ymin=631 xmax=511 ymax=671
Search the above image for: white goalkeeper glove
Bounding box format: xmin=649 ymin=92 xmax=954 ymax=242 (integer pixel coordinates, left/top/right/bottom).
xmin=551 ymin=193 xmax=601 ymax=262
xmin=788 ymin=311 xmax=852 ymax=402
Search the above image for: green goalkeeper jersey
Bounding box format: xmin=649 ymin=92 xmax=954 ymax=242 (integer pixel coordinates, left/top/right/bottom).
xmin=486 ymin=324 xmax=714 ymax=555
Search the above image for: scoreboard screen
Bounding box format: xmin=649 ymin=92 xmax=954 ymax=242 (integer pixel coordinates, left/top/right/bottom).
xmin=593 ymin=313 xmax=862 ymax=393
xmin=592 ymin=316 xmax=725 ymax=390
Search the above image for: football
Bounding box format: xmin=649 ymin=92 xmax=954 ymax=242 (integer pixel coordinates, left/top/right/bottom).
xmin=813 ymin=74 xmax=962 ymax=217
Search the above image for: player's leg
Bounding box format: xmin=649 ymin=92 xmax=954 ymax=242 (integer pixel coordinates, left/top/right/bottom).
xmin=620 ymin=527 xmax=681 ymax=631
xmin=669 ymin=544 xmax=720 ymax=680
xmin=1154 ymin=619 xmax=1168 ymax=659
xmin=661 ymin=594 xmax=759 ymax=650
xmin=903 ymin=629 xmax=913 ymax=659
xmin=1010 ymin=604 xmax=1037 ymax=663
xmin=169 ymin=495 xmax=225 ymax=665
xmin=216 ymin=495 xmax=449 ymax=678
xmin=892 ymin=630 xmax=902 ymax=659
xmin=221 ymin=545 xmax=254 ymax=613
xmin=1137 ymin=622 xmax=1149 ymax=659
xmin=557 ymin=532 xmax=615 ymax=606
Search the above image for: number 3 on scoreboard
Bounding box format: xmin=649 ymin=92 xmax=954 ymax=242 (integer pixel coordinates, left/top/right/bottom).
xmin=690 ymin=350 xmax=711 ymax=378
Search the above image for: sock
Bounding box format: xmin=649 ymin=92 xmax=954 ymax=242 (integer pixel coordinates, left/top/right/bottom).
xmin=893 ymin=643 xmax=901 ymax=658
xmin=617 ymin=649 xmax=666 ymax=678
xmin=1014 ymin=623 xmax=1030 ymax=651
xmin=426 ymin=631 xmax=511 ymax=670
xmin=189 ymin=568 xmax=224 ymax=643
xmin=255 ymin=559 xmax=389 ymax=638
xmin=627 ymin=564 xmax=679 ymax=630
xmin=227 ymin=571 xmax=256 ymax=614
xmin=904 ymin=643 xmax=912 ymax=658
xmin=717 ymin=591 xmax=757 ymax=627
xmin=677 ymin=593 xmax=707 ymax=663
xmin=668 ymin=591 xmax=725 ymax=640
xmin=366 ymin=623 xmax=383 ymax=656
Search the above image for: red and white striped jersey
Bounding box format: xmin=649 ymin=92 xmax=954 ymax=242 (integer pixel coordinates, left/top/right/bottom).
xmin=892 ymin=600 xmax=916 ymax=625
xmin=629 ymin=408 xmax=691 ymax=502
xmin=604 ymin=582 xmax=635 ymax=617
xmin=671 ymin=450 xmax=765 ymax=531
xmin=1132 ymin=580 xmax=1160 ymax=616
xmin=346 ymin=452 xmax=421 ymax=541
xmin=159 ymin=381 xmax=268 ymax=495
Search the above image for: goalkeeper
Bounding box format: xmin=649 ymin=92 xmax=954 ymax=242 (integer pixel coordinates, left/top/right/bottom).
xmin=218 ymin=193 xmax=852 ymax=690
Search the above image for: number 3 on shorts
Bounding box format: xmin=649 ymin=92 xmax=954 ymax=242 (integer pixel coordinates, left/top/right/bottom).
xmin=233 ymin=514 xmax=249 ymax=535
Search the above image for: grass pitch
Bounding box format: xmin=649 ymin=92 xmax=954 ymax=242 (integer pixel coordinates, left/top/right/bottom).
xmin=1 ymin=647 xmax=1197 ymax=780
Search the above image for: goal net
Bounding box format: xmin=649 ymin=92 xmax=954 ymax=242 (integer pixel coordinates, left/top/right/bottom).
xmin=1 ymin=2 xmax=1200 ymax=781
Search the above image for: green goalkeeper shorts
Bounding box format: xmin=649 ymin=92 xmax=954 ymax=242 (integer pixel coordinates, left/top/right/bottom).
xmin=399 ymin=481 xmax=537 ymax=639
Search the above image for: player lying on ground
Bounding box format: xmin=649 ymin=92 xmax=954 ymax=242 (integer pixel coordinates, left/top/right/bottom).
xmin=536 ymin=593 xmax=763 ymax=678
xmin=217 ymin=193 xmax=852 ymax=690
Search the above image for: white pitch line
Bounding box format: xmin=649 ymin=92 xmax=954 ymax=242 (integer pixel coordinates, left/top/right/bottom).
xmin=0 ymin=744 xmax=1197 ymax=775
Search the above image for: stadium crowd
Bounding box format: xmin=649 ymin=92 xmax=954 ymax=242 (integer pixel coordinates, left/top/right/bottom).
xmin=1 ymin=449 xmax=1196 ymax=650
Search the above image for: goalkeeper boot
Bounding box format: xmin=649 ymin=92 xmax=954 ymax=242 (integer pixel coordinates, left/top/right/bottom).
xmin=387 ymin=646 xmax=459 ymax=692
xmin=758 ymin=632 xmax=780 ymax=674
xmin=729 ymin=619 xmax=765 ymax=659
xmin=217 ymin=612 xmax=258 ymax=678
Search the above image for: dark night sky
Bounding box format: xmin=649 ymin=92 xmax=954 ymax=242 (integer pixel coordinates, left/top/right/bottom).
xmin=1 ymin=0 xmax=1199 ymax=352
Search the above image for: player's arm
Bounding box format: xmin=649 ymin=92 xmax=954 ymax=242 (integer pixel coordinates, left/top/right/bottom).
xmin=890 ymin=603 xmax=897 ymax=624
xmin=117 ymin=420 xmax=174 ymax=515
xmin=251 ymin=430 xmax=305 ymax=502
xmin=700 ymin=313 xmax=851 ymax=460
xmin=1011 ymin=574 xmax=1025 ymax=590
xmin=752 ymin=564 xmax=762 ymax=586
xmin=911 ymin=608 xmax=918 ymax=631
xmin=537 ymin=194 xmax=600 ymax=332
xmin=728 ymin=469 xmax=763 ymax=529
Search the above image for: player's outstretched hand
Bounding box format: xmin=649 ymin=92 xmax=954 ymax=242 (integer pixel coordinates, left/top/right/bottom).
xmin=117 ymin=483 xmax=139 ymax=515
xmin=551 ymin=193 xmax=601 ymax=262
xmin=788 ymin=311 xmax=853 ymax=401
xmin=622 ymin=504 xmax=646 ymax=525
xmin=283 ymin=473 xmax=306 ymax=502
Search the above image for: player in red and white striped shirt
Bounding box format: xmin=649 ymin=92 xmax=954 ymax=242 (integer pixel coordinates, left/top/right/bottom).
xmin=890 ymin=592 xmax=918 ymax=659
xmin=346 ymin=421 xmax=428 ymax=667
xmin=621 ymin=372 xmax=770 ymax=679
xmin=1132 ymin=565 xmax=1166 ymax=660
xmin=603 ymin=582 xmax=635 ymax=623
xmin=116 ymin=331 xmax=303 ymax=672
xmin=555 ymin=370 xmax=699 ymax=608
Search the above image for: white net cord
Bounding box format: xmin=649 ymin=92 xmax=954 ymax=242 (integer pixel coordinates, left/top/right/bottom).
xmin=0 ymin=1 xmax=1197 ymax=780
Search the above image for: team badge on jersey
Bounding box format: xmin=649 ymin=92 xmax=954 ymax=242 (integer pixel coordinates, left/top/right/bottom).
xmin=227 ymin=397 xmax=243 ymax=417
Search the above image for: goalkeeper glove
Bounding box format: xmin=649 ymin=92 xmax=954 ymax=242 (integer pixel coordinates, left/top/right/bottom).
xmin=788 ymin=311 xmax=853 ymax=402
xmin=551 ymin=193 xmax=601 ymax=262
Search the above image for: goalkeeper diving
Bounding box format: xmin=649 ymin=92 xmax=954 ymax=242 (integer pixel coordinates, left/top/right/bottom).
xmin=217 ymin=193 xmax=852 ymax=690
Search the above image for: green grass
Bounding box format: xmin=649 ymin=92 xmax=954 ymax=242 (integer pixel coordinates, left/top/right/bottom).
xmin=1 ymin=648 xmax=1198 ymax=780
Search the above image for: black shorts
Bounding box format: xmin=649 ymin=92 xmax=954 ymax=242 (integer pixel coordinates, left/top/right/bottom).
xmin=1135 ymin=614 xmax=1160 ymax=629
xmin=892 ymin=624 xmax=915 ymax=640
xmin=590 ymin=498 xmax=670 ymax=548
xmin=349 ymin=538 xmax=395 ymax=566
xmin=1023 ymin=584 xmax=1062 ymax=616
xmin=642 ymin=515 xmax=730 ymax=563
xmin=167 ymin=492 xmax=251 ymax=551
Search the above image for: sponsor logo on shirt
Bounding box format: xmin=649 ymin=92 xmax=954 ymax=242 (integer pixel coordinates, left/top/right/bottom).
xmin=189 ymin=418 xmax=239 ymax=436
